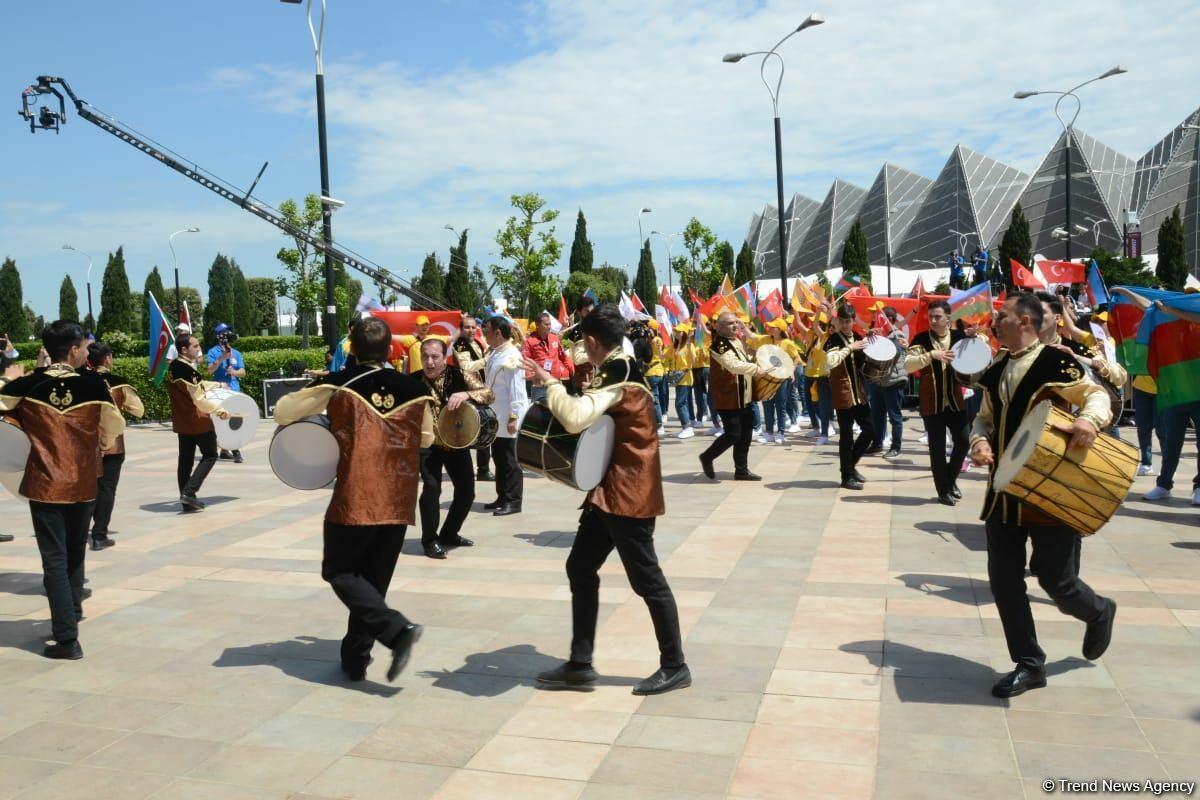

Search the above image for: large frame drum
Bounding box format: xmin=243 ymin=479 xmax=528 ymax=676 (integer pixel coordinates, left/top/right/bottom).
xmin=0 ymin=418 xmax=30 ymax=501
xmin=860 ymin=336 xmax=898 ymax=383
xmin=992 ymin=401 xmax=1138 ymax=536
xmin=950 ymin=337 xmax=992 ymax=387
xmin=516 ymin=403 xmax=614 ymax=492
xmin=752 ymin=344 xmax=793 ymax=402
xmin=269 ymin=415 xmax=339 ymax=490
xmin=436 ymin=403 xmax=499 ymax=450
xmin=205 ymin=388 xmax=261 ymax=450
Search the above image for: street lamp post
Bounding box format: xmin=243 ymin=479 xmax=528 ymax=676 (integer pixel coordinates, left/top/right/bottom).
xmin=1014 ymin=66 xmax=1127 ymax=262
xmin=724 ymin=13 xmax=825 ymax=298
xmin=168 ymin=227 xmax=200 ymax=320
xmin=638 ymin=208 xmax=652 ymax=253
xmin=61 ymin=245 xmax=93 ymax=326
xmin=650 ymin=230 xmax=680 ymax=292
xmin=282 ymin=0 xmax=338 ymax=349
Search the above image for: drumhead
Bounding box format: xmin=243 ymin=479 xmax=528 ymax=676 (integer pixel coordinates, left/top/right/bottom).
xmin=269 ymin=416 xmax=339 ymax=490
xmin=993 ymin=401 xmax=1053 ymax=492
xmin=863 ymin=336 xmax=897 ymax=362
xmin=437 ymin=403 xmax=481 ymax=449
xmin=212 ymin=392 xmax=261 ymax=450
xmin=570 ymin=415 xmax=616 ymax=491
xmin=0 ymin=421 xmax=29 ymax=500
xmin=951 ymin=338 xmax=993 ymax=376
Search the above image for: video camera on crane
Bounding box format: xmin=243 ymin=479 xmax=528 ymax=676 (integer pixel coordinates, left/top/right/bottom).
xmin=19 ymin=78 xmax=66 ymax=133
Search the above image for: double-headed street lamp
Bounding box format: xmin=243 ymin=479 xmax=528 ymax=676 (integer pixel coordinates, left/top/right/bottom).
xmin=169 ymin=227 xmax=200 ymax=320
xmin=724 ymin=13 xmax=825 ymax=297
xmin=1014 ymin=65 xmax=1127 ymax=261
xmin=650 ymin=230 xmax=680 ymax=291
xmin=61 ymin=244 xmax=93 ymax=326
xmin=638 ymin=208 xmax=652 ymax=252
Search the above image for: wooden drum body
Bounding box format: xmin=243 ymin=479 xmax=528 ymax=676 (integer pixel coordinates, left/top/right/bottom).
xmin=752 ymin=344 xmax=794 ymax=402
xmin=436 ymin=402 xmax=499 ymax=450
xmin=269 ymin=415 xmax=339 ymax=490
xmin=516 ymin=403 xmax=614 ymax=492
xmin=992 ymin=401 xmax=1138 ymax=535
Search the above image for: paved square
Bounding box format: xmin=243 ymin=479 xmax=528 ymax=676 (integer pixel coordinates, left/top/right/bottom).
xmin=1 ymin=418 xmax=1198 ymax=799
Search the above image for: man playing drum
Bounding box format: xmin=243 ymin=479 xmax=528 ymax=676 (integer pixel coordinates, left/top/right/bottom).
xmin=413 ymin=338 xmax=494 ymax=560
xmin=85 ymin=342 xmax=145 ymax=550
xmin=824 ymin=303 xmax=875 ymax=490
xmin=274 ymin=317 xmax=431 ymax=683
xmin=523 ymin=303 xmax=690 ymax=696
xmin=969 ymin=294 xmax=1116 ymax=698
xmin=698 ymin=311 xmax=763 ymax=481
xmin=452 ymin=313 xmax=493 ymax=481
xmin=167 ymin=332 xmax=230 ymax=512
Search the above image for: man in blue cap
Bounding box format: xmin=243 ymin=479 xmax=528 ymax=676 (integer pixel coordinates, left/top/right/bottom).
xmin=205 ymin=323 xmax=247 ymax=462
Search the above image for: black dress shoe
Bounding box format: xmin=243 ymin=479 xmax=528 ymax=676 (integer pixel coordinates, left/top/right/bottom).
xmin=1083 ymin=599 xmax=1117 ymax=661
xmin=482 ymin=499 xmax=503 ymax=510
xmin=440 ymin=536 xmax=474 ymax=549
xmin=633 ymin=664 xmax=692 ymax=695
xmin=90 ymin=536 xmax=115 ymax=551
xmin=476 ymin=470 xmax=495 ymax=481
xmin=863 ymin=448 xmax=884 ymax=457
xmin=81 ymin=587 xmax=92 ymax=600
xmin=232 ymin=450 xmax=244 ymax=464
xmin=699 ymin=453 xmax=715 ymax=480
xmin=883 ymin=449 xmax=901 ymax=460
xmin=342 ymin=657 xmax=373 ymax=682
xmin=493 ymin=504 xmax=522 ymax=517
xmin=734 ymin=471 xmax=762 ymax=481
xmin=841 ymin=478 xmax=864 ymax=490
xmin=219 ymin=450 xmax=235 ymax=461
xmin=0 ymin=533 xmax=15 ymax=543
xmin=949 ymin=486 xmax=963 ymax=500
xmin=537 ymin=661 xmax=599 ymax=689
xmin=853 ymin=469 xmax=866 ymax=483
xmin=423 ymin=542 xmax=447 ymax=560
xmin=937 ymin=493 xmax=957 ymax=506
xmin=386 ymin=624 xmax=422 ymax=682
xmin=180 ymin=494 xmax=205 ymax=511
xmin=991 ymin=664 xmax=1046 ymax=698
xmin=43 ymin=641 xmax=84 ymax=660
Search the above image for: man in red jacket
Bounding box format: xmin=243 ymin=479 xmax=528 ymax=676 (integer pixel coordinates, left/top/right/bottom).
xmin=522 ymin=311 xmax=573 ymax=402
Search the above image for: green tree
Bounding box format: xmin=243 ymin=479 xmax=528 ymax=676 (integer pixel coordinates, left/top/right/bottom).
xmin=494 ymin=192 xmax=563 ymax=317
xmin=840 ymin=218 xmax=871 ymax=282
xmin=143 ymin=266 xmax=167 ymax=333
xmin=568 ymin=209 xmax=593 ymax=274
xmin=444 ymin=230 xmax=473 ymax=312
xmin=709 ymin=240 xmax=734 ymax=294
xmin=59 ymin=275 xmax=80 ymax=323
xmin=275 ymin=194 xmax=325 ymax=348
xmin=203 ymin=253 xmax=238 ymax=345
xmin=633 ymin=241 xmax=656 ymax=302
xmin=24 ymin=305 xmax=45 ymax=339
xmin=594 ymin=263 xmax=629 ymax=295
xmin=97 ymin=247 xmax=134 ymax=337
xmin=0 ymin=258 xmax=29 ymax=342
xmin=127 ymin=291 xmax=144 ymax=336
xmin=680 ymin=218 xmax=720 ymax=296
xmin=1087 ymin=246 xmax=1158 ymax=290
xmin=815 ymin=272 xmax=833 ymax=297
xmin=468 ymin=265 xmax=494 ymax=316
xmin=247 ymin=277 xmax=279 ymax=335
xmin=178 ymin=287 xmax=203 ymax=333
xmin=1156 ymin=205 xmax=1188 ymax=291
xmin=230 ymin=261 xmax=252 ymax=334
xmin=998 ymin=202 xmax=1033 ymax=289
xmin=412 ymin=252 xmax=446 ymax=308
xmin=734 ymin=241 xmax=755 ymax=287
xmin=565 ymin=265 xmax=626 ymax=305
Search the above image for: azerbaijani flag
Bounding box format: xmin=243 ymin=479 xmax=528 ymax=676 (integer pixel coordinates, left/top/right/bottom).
xmin=732 ymin=281 xmax=757 ymax=319
xmin=1137 ymin=292 xmax=1200 ymax=410
xmin=835 ymin=273 xmax=861 ymax=293
xmin=1085 ymin=260 xmax=1109 ymax=307
xmin=1109 ymin=287 xmax=1176 ymax=375
xmin=948 ymin=281 xmax=992 ymax=325
xmin=147 ymin=291 xmax=173 ymax=386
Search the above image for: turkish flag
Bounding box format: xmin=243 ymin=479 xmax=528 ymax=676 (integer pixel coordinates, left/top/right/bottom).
xmin=1011 ymin=259 xmax=1045 ymax=289
xmin=1037 ymin=259 xmax=1085 ymax=284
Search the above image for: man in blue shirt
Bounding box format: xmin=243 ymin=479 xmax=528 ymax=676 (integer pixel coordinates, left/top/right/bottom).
xmin=205 ymin=323 xmax=247 ymax=463
xmin=947 ymin=250 xmax=965 ymax=289
xmin=972 ymin=246 xmax=989 ymax=286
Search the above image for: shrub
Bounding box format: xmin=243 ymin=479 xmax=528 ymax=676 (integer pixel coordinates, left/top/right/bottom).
xmin=105 ymin=334 xmax=314 ymax=358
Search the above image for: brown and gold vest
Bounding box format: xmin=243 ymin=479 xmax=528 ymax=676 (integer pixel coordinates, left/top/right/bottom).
xmin=166 ymin=359 xmax=214 ymax=435
xmin=585 ymin=356 xmax=666 ymax=519
xmin=98 ymin=370 xmax=133 ymax=455
xmin=825 ymin=331 xmax=868 ymax=410
xmin=709 ymin=336 xmax=750 ymax=412
xmin=910 ymin=329 xmax=966 ymax=417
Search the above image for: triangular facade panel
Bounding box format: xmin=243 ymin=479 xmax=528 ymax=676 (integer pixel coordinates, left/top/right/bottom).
xmin=893 ymin=146 xmax=984 ymax=269
xmin=960 ymin=146 xmax=1030 ymax=247
xmin=792 ymin=180 xmax=867 ymax=276
xmin=1138 ymin=125 xmax=1200 ymax=273
xmin=783 ymin=194 xmax=822 ymax=276
xmin=744 ymin=211 xmax=763 ymax=249
xmin=753 ymin=204 xmax=781 ymax=279
xmin=1133 ymin=107 xmax=1200 ymax=214
xmin=855 ymin=164 xmax=933 ymax=266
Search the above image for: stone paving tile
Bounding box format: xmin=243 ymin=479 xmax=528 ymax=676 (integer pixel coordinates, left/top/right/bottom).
xmin=2 ymin=422 xmax=1198 ymax=799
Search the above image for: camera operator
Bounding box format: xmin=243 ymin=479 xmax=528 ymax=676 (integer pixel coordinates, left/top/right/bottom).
xmin=205 ymin=323 xmax=247 ymax=463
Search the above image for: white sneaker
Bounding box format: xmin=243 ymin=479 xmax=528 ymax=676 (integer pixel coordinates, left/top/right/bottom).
xmin=1143 ymin=485 xmax=1171 ymax=501
xmin=1136 ymin=464 xmax=1155 ymax=477
xmin=786 ymin=423 xmax=800 ymax=433
xmin=656 ymin=425 xmax=665 ymax=437
xmin=753 ymin=426 xmax=762 ymax=436
xmin=774 ymin=433 xmax=786 ymax=444
xmin=1192 ymin=488 xmax=1200 ymax=506
xmin=677 ymin=427 xmax=695 ymax=440
xmin=816 ymin=435 xmax=829 ymax=445
xmin=756 ymin=434 xmax=771 ymax=444
xmin=804 ymin=429 xmax=819 ymax=438
xmin=708 ymin=426 xmax=723 ymax=437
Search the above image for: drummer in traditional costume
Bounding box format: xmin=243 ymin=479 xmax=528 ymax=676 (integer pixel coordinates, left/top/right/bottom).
xmin=413 ymin=338 xmax=494 ymax=559
xmin=0 ymin=321 xmax=125 ymax=660
xmin=1036 ymin=292 xmax=1128 ymax=398
xmin=452 ymin=313 xmax=493 ymax=481
xmin=274 ymin=317 xmax=431 ymax=683
xmin=698 ymin=311 xmax=763 ymax=481
xmin=824 ymin=303 xmax=875 ymax=490
xmin=904 ymin=300 xmax=973 ymax=506
xmin=167 ymin=332 xmax=230 ymax=512
xmin=85 ymin=342 xmax=145 ymax=550
xmin=523 ymin=303 xmax=690 ymax=696
xmin=969 ymin=294 xmax=1116 ymax=698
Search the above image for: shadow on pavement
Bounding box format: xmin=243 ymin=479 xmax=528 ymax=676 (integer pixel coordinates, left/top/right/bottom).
xmin=1171 ymin=541 xmax=1200 ymax=550
xmin=139 ymin=496 xmax=237 ymax=513
xmin=841 ymin=495 xmax=929 ymax=506
xmin=515 ymin=531 xmax=574 ymax=548
xmin=0 ymin=618 xmax=53 ymax=655
xmin=419 ymin=644 xmax=639 ymax=697
xmin=913 ymin=520 xmax=987 ymax=551
xmin=213 ymin=635 xmax=401 ymax=695
xmin=765 ymin=480 xmax=842 ymax=491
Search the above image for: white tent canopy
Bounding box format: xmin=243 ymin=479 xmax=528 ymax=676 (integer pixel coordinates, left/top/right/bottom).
xmin=752 ymin=264 xmax=951 ymax=302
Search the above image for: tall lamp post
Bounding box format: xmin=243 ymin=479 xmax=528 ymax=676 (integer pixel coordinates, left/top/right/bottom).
xmin=1014 ymin=65 xmax=1127 ymax=262
xmin=650 ymin=230 xmax=680 ymax=291
xmin=169 ymin=227 xmax=200 ymax=320
xmin=637 ymin=208 xmax=652 ymax=252
xmin=724 ymin=13 xmax=824 ymax=297
xmin=61 ymin=245 xmax=93 ymax=327
xmin=282 ymin=0 xmax=338 ymax=349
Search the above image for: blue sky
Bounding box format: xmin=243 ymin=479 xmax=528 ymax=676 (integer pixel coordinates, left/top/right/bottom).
xmin=3 ymin=0 xmax=1199 ymax=323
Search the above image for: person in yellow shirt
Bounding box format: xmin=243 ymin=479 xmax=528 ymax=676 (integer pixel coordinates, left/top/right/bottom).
xmin=393 ymin=315 xmax=432 ymax=374
xmin=1131 ymin=373 xmax=1158 ymax=477
xmin=664 ymin=324 xmax=698 ymax=439
xmin=692 ymin=330 xmax=713 ymax=430
xmin=639 ymin=322 xmax=667 ymax=436
xmin=802 ymin=312 xmax=832 ymax=444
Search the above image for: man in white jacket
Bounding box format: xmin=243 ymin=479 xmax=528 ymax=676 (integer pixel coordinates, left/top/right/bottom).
xmin=482 ymin=316 xmax=528 ymax=516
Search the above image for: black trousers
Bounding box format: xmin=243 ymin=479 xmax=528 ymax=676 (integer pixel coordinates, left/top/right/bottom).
xmin=476 ymin=447 xmax=490 ymax=476
xmin=923 ymin=409 xmax=970 ymax=496
xmin=91 ymin=453 xmax=125 ymax=535
xmin=322 ymin=521 xmax=412 ymax=669
xmin=419 ymin=447 xmax=476 ymax=545
xmin=567 ymin=506 xmax=685 ymax=669
xmin=31 ymin=500 xmax=93 ymax=644
xmin=177 ymin=431 xmax=218 ymax=496
xmin=836 ymin=403 xmax=874 ymax=480
xmin=986 ymin=519 xmax=1109 ymax=669
xmin=702 ymin=407 xmax=754 ymax=472
xmin=491 ymin=437 xmax=523 ymax=505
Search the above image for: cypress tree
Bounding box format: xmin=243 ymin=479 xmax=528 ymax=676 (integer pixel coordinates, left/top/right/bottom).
xmin=735 ymin=241 xmax=755 ymax=286
xmin=143 ymin=266 xmax=166 ymax=327
xmin=97 ymin=247 xmax=133 ymax=337
xmin=230 ymin=261 xmax=252 ymax=334
xmin=413 ymin=252 xmax=445 ymax=307
xmin=568 ymin=210 xmax=594 ymax=274
xmin=59 ymin=275 xmax=80 ymax=323
xmin=633 ymin=241 xmax=656 ymax=302
xmin=444 ymin=230 xmax=473 ymax=312
xmin=999 ymin=203 xmax=1033 ymax=289
xmin=0 ymin=258 xmax=30 ymax=343
xmin=1156 ymin=205 xmax=1188 ymax=291
xmin=716 ymin=241 xmax=736 ymax=286
xmin=840 ymin=218 xmax=871 ymax=281
xmin=203 ymin=254 xmax=237 ymax=344
xmin=127 ymin=292 xmax=144 ymax=336
xmin=247 ymin=278 xmax=279 ymax=335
